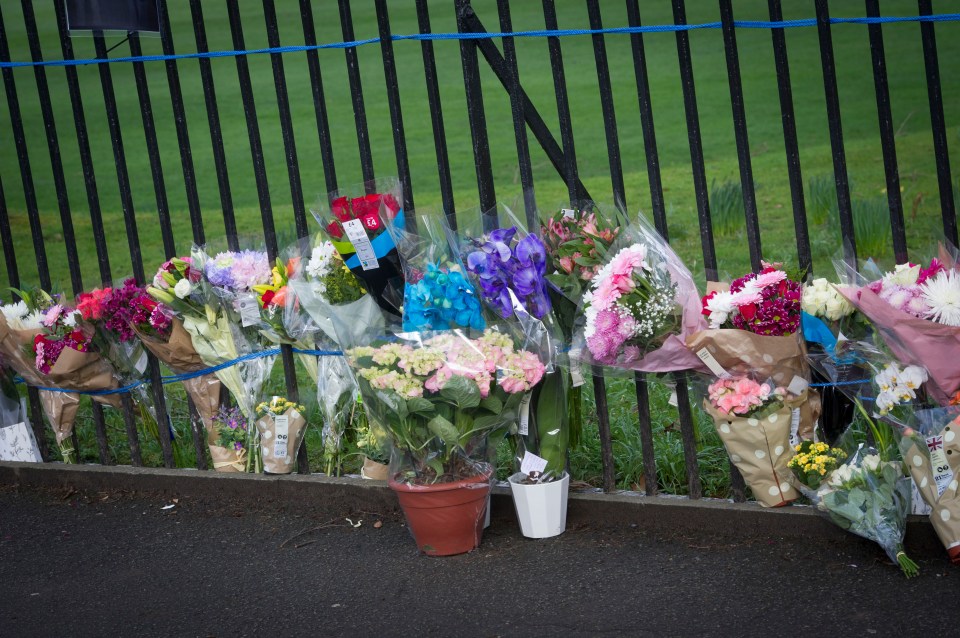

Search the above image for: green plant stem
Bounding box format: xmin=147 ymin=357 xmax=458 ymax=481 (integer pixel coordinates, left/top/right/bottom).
xmin=896 ymin=545 xmax=919 ymax=578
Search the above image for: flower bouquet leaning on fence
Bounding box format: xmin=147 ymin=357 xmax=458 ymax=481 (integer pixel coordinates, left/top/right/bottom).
xmin=578 ymin=213 xmax=705 ymax=374
xmin=312 ymin=179 xmax=406 ymax=313
xmin=540 ymin=204 xmax=621 ymax=449
xmin=703 ymin=375 xmax=803 ymax=507
xmin=0 ymin=289 xmax=121 ymax=462
xmin=343 ymin=328 xmax=545 ymax=555
xmin=691 ymin=263 xmax=820 ymax=442
xmin=255 ymin=396 xmax=308 ymax=475
xmin=837 ymin=251 xmax=960 ymax=405
xmin=447 ymin=208 xmax=568 ymax=480
xmin=208 ymin=405 xmax=248 ymax=473
xmin=76 ymin=279 xmax=192 ymax=466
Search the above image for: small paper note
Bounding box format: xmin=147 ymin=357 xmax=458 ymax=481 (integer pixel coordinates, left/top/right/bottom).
xmin=274 ymin=414 xmax=289 ymax=459
xmin=561 ymin=208 xmax=576 ymax=219
xmin=518 ymin=394 xmax=531 ymax=436
xmin=786 ymin=375 xmax=809 ymax=396
xmin=696 ymin=348 xmax=731 ymax=379
xmin=520 ymin=450 xmax=548 ymax=476
xmin=342 ymin=219 xmax=380 ymax=271
xmin=236 ymin=294 xmax=261 ymax=328
xmin=568 ymin=348 xmax=585 ymax=388
xmin=789 ymin=408 xmax=801 ymax=448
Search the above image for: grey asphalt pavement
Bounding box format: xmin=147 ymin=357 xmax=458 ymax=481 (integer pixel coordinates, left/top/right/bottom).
xmin=1 ymin=484 xmax=958 ymax=637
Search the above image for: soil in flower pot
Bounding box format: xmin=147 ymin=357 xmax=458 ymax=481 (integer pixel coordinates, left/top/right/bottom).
xmin=389 ymin=463 xmax=493 ymax=556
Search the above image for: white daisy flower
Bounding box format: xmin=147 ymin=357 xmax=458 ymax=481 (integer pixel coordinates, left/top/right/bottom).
xmin=920 ymin=269 xmax=960 ymax=327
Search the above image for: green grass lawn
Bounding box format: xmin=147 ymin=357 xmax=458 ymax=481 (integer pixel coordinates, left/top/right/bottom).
xmin=3 ymin=1 xmax=960 ymax=489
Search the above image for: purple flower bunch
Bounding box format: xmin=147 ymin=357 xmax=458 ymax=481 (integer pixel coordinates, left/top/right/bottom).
xmin=465 ymin=226 xmax=551 ymax=320
xmin=205 ymin=250 xmax=272 ymax=293
xmin=213 ymin=405 xmax=248 ymax=452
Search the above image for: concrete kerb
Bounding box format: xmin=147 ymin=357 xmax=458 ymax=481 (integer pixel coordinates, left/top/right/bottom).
xmin=0 ymin=461 xmax=945 ymax=559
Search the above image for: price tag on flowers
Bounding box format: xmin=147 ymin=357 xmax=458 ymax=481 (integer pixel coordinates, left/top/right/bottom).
xmin=274 ymin=414 xmax=289 ymax=459
xmin=236 ymin=294 xmax=261 ymax=327
xmin=927 ymin=435 xmax=955 ymax=497
xmin=342 ymin=219 xmax=380 ymax=271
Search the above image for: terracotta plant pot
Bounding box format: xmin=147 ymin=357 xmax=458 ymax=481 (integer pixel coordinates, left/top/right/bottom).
xmin=360 ymin=456 xmax=390 ymax=481
xmin=388 ymin=465 xmax=493 ymax=556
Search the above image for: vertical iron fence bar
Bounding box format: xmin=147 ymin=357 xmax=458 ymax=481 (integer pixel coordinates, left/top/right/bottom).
xmin=541 ymin=0 xmax=615 ymax=493
xmin=21 ymin=0 xmax=83 ymax=294
xmin=54 ymin=0 xmax=110 ymax=282
xmin=865 ymin=0 xmax=907 ymax=264
xmin=586 ymin=0 xmax=625 ymax=209
xmin=189 ymin=0 xmax=235 ymax=246
xmin=918 ymin=0 xmax=956 ymax=246
xmin=625 ymin=0 xmax=667 ymax=237
xmin=158 ymin=0 xmax=208 ymax=470
xmin=814 ymin=0 xmax=856 ymax=267
xmin=262 ymin=0 xmax=309 ymax=473
xmin=28 ymin=388 xmax=49 ymax=461
xmin=0 ymin=176 xmax=18 ymax=287
xmin=674 ymin=373 xmax=701 ymax=499
xmin=719 ymin=0 xmax=762 ymax=271
xmin=263 ymin=0 xmax=308 ymax=239
xmin=376 ymin=0 xmax=416 ymax=220
xmin=158 ymin=0 xmax=205 ymax=252
xmin=767 ymin=0 xmax=811 ymax=277
xmin=541 ymin=0 xmax=578 ymax=205
xmin=0 ymin=4 xmax=51 ymax=291
xmin=417 ymin=0 xmax=457 ymax=226
xmin=455 ymin=1 xmax=497 ymax=226
xmin=339 ymin=0 xmax=376 ymax=187
xmin=300 ymin=0 xmax=339 ymax=197
xmin=496 ymin=0 xmax=537 ymax=227
xmin=128 ymin=33 xmax=176 ymax=258
xmin=671 ymin=0 xmax=717 ymax=282
xmin=93 ymin=33 xmax=172 ymax=468
xmin=626 ymin=0 xmax=666 ymax=495
xmin=120 ymin=393 xmax=142 ymax=465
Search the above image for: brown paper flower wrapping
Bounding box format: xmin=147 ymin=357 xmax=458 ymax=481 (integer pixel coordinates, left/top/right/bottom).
xmin=134 ymin=318 xmax=222 ymax=432
xmin=361 ymin=455 xmax=390 ymax=480
xmin=0 ymin=315 xmax=119 ymax=461
xmin=256 ymin=408 xmax=307 ymax=474
xmin=687 ymin=329 xmax=821 ymax=440
xmin=704 ymin=393 xmax=807 ymax=507
xmin=901 ymin=420 xmax=960 ymax=564
xmin=209 ymin=444 xmax=246 ymax=473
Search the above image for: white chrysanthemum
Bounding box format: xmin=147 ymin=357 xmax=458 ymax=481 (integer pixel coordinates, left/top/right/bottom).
xmin=62 ymin=311 xmax=77 ymax=328
xmin=306 ymin=242 xmax=338 ymax=280
xmin=704 ymin=291 xmax=735 ymax=329
xmin=920 ymin=269 xmax=960 ymax=327
xmin=1 ymin=301 xmax=29 ymax=323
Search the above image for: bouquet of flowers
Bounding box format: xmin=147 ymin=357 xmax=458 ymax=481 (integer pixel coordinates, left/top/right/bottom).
xmin=578 ymin=213 xmax=705 ymax=372
xmin=208 ymin=405 xmax=248 ymax=472
xmin=838 ymin=253 xmax=960 ymax=405
xmin=447 ymin=210 xmax=568 ymax=476
xmin=540 ymin=205 xmax=622 ymax=452
xmin=255 ymin=396 xmax=308 ymax=474
xmin=313 ymin=180 xmax=406 ymax=312
xmin=787 ymin=440 xmax=847 ymax=490
xmin=383 ymin=212 xmax=485 ymax=333
xmin=690 ymin=264 xmax=820 ymax=440
xmin=251 ymin=256 xmax=318 ymax=383
xmin=703 ymin=375 xmax=803 ymax=506
xmin=801 ymin=444 xmax=918 ymax=577
xmin=142 ymin=257 xmax=224 ymax=447
xmin=0 ymin=289 xmax=121 ymax=462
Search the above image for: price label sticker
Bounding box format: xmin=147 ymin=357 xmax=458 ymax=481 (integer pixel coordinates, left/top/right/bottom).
xmin=236 ymin=294 xmax=261 ymax=327
xmin=561 ymin=208 xmax=576 ymax=219
xmin=274 ymin=414 xmax=289 ymax=459
xmin=789 ymin=408 xmax=801 ymax=448
xmin=342 ymin=218 xmax=380 ymax=271
xmin=520 ymin=450 xmax=548 ymax=476
xmin=568 ymin=347 xmax=585 ymax=388
xmin=696 ymin=348 xmax=731 ymax=379
xmin=518 ymin=394 xmax=531 ymax=436
xmin=927 ymin=435 xmax=954 ymax=498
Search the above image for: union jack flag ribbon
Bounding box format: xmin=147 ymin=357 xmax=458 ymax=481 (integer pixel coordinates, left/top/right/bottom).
xmin=927 ymin=435 xmax=944 ymax=452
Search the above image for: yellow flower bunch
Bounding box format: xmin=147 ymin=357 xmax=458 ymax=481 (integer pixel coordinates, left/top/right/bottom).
xmin=788 ymin=440 xmax=846 ymax=489
xmin=256 ymin=396 xmax=304 ymax=416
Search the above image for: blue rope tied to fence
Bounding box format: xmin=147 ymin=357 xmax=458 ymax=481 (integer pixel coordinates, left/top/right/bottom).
xmin=13 ymin=347 xmax=344 ymax=396
xmin=1 ymin=13 xmax=958 ymax=69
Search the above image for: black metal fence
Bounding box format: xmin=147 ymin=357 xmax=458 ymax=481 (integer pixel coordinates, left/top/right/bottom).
xmin=0 ymin=1 xmax=957 ymax=500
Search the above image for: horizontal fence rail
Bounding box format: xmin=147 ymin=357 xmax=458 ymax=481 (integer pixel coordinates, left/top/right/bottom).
xmin=0 ymin=0 xmax=957 ymax=503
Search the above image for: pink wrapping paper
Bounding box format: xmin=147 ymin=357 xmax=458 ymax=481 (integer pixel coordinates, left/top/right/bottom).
xmin=844 ymin=287 xmax=960 ymax=405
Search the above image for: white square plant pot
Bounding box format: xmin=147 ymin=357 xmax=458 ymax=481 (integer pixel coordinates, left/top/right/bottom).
xmin=508 ymin=471 xmax=569 ymax=539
